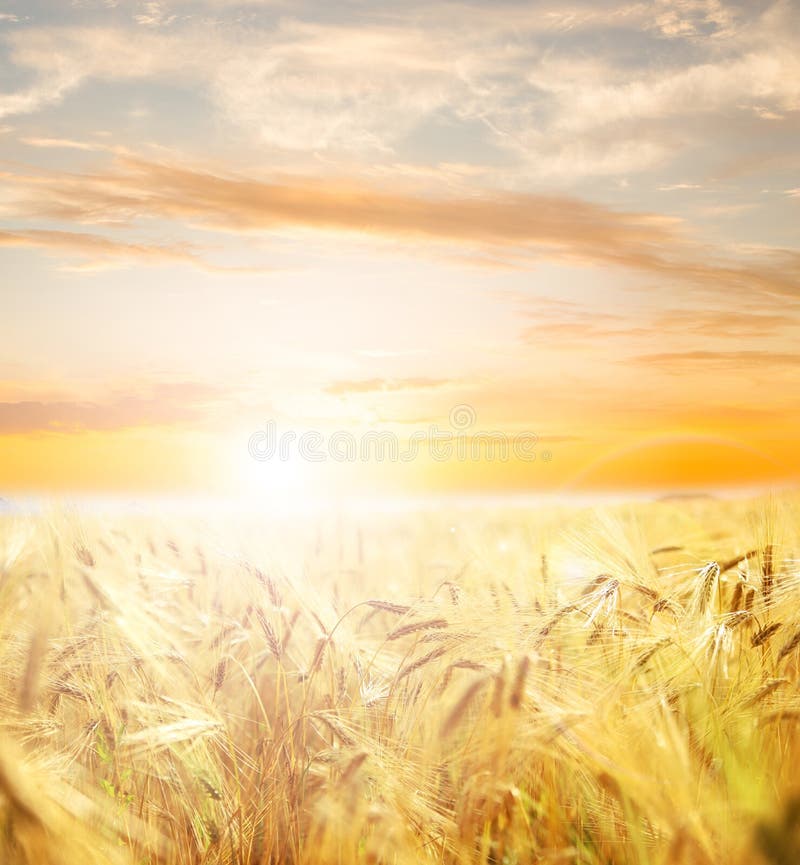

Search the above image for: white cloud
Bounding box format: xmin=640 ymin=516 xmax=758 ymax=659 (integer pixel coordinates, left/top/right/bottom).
xmin=648 ymin=0 xmax=737 ymax=39
xmin=0 ymin=76 xmax=81 ymax=119
xmin=528 ymin=51 xmax=800 ymax=136
xmin=21 ymin=136 xmax=103 ymax=151
xmin=0 ymin=1 xmax=797 ymax=180
xmin=134 ymin=2 xmax=177 ymax=27
xmin=0 ymin=26 xmax=209 ymax=119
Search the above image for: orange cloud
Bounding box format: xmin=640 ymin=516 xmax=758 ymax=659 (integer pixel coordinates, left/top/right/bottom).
xmin=0 ymin=382 xmax=226 ymax=434
xmin=520 ymin=303 xmax=800 ymax=346
xmin=0 ymin=227 xmax=273 ymax=272
xmin=5 ymin=154 xmax=799 ymax=297
xmin=634 ymin=350 xmax=800 ymax=368
xmin=652 ymin=309 xmax=796 ymax=338
xmin=0 ymin=227 xmax=198 ymax=269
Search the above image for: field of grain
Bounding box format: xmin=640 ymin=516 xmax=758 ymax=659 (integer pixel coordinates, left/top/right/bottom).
xmin=1 ymin=494 xmax=799 ymax=865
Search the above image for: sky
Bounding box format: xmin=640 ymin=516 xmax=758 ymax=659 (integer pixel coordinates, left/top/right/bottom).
xmin=0 ymin=0 xmax=799 ymax=499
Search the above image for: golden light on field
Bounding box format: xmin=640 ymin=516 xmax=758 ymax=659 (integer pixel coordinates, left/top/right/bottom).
xmin=3 ymin=490 xmax=800 ymax=864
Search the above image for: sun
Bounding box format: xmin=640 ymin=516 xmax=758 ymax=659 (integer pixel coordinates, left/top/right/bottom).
xmin=230 ymin=432 xmax=318 ymax=509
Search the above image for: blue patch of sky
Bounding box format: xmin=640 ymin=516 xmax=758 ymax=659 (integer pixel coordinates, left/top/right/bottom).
xmin=0 ymin=0 xmax=109 ymax=27
xmin=0 ymin=45 xmax=38 ymax=93
xmin=533 ymin=25 xmax=726 ymax=73
xmin=398 ymin=108 xmax=519 ymax=167
xmin=21 ymin=76 xmax=216 ymax=147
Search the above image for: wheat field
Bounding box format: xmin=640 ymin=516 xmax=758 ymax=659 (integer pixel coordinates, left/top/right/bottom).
xmin=1 ymin=494 xmax=799 ymax=865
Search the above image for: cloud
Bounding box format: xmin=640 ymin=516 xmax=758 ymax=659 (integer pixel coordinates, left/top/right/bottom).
xmin=534 ymin=50 xmax=800 ymax=141
xmin=6 ymin=153 xmax=798 ymax=297
xmin=0 ymin=382 xmax=225 ymax=434
xmin=0 ymin=26 xmax=189 ymax=120
xmin=633 ymin=350 xmax=800 ymax=369
xmin=647 ymin=0 xmax=736 ymax=39
xmin=522 ymin=320 xmax=652 ymax=343
xmin=134 ymin=2 xmax=177 ymax=27
xmin=0 ymin=73 xmax=83 ymax=119
xmin=0 ymin=226 xmax=273 ymax=273
xmin=0 ymin=227 xmax=200 ymax=269
xmin=523 ymin=303 xmax=799 ymax=343
xmin=20 ymin=136 xmax=103 ymax=151
xmin=0 ymin=2 xmax=796 ymax=178
xmin=652 ymin=308 xmax=796 ymax=337
xmin=1 ymin=153 xmax=678 ymax=253
xmin=658 ymin=183 xmax=702 ymax=191
xmin=695 ymin=203 xmax=757 ymax=218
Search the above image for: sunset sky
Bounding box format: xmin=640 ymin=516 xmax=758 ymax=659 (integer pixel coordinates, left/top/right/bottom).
xmin=1 ymin=0 xmax=799 ymax=498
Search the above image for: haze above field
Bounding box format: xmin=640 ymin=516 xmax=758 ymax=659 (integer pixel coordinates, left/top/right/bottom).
xmin=0 ymin=0 xmax=798 ymax=496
